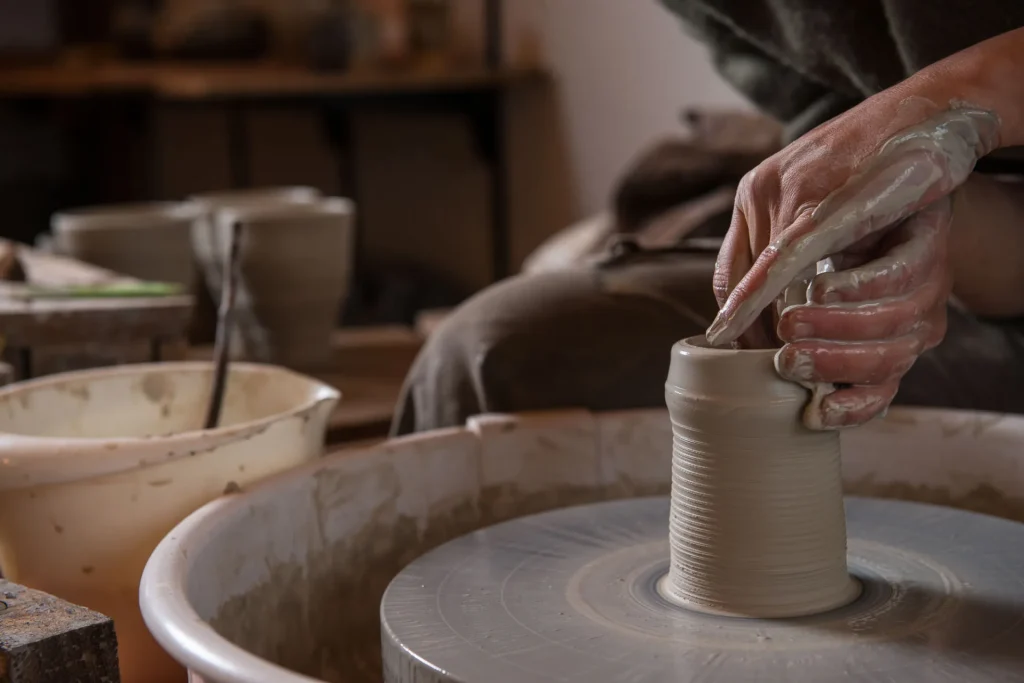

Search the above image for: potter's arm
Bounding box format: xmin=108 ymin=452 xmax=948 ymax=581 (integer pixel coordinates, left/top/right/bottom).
xmin=949 ymin=175 xmax=1024 ymax=318
xmin=706 ymin=27 xmax=1024 ymax=347
xmin=903 ymin=27 xmax=1024 ymax=149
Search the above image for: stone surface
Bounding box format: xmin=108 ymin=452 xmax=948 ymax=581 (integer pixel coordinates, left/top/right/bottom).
xmin=0 ymin=579 xmax=119 ymax=682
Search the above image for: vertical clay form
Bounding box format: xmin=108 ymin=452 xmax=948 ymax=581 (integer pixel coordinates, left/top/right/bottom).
xmin=212 ymin=198 xmax=356 ymax=370
xmin=664 ymin=336 xmax=859 ymax=618
xmin=52 ymin=201 xmax=199 ymax=286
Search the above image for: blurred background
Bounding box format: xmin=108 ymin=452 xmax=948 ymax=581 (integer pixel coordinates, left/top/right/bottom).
xmin=0 ymin=0 xmax=750 ymax=312
xmin=0 ymin=0 xmax=763 ymax=441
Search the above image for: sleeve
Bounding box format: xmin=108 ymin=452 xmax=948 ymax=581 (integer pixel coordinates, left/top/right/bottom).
xmin=660 ymin=0 xmax=861 ymax=142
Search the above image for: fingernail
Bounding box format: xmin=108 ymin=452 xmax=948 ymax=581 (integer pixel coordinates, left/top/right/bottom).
xmin=790 ymin=322 xmax=814 ymax=339
xmin=821 ymin=394 xmax=888 ymax=428
xmin=810 ymin=285 xmax=841 ymax=304
xmin=820 ymin=402 xmax=852 ymax=429
xmin=706 ymin=313 xmax=727 ymax=342
xmin=778 ymin=349 xmax=814 ymax=382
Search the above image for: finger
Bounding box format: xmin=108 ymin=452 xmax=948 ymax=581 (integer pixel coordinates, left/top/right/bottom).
xmin=778 ymin=278 xmax=948 ymax=343
xmin=775 ymin=336 xmax=923 ymax=385
xmin=806 ymin=198 xmax=951 ymax=304
xmin=811 ymin=382 xmax=900 ymax=429
xmin=708 ymin=150 xmax=951 ymax=345
xmin=711 ymin=202 xmax=776 ymax=348
xmin=707 ymin=208 xmax=816 ymax=343
xmin=712 ymin=202 xmax=753 ymax=308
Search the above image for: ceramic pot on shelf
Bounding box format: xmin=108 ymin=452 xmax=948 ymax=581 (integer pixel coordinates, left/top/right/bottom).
xmin=189 ymin=186 xmax=322 ymax=299
xmin=51 ymin=201 xmax=200 ymax=286
xmin=194 ymin=195 xmax=356 ymax=371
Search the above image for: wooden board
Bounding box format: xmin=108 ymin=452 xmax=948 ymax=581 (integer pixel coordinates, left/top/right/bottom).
xmin=0 ymin=295 xmax=193 ymax=347
xmin=0 ymin=241 xmax=193 ymax=378
xmin=0 ymin=580 xmax=120 ymax=683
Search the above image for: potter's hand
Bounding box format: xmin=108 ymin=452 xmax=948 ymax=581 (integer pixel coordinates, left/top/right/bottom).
xmin=705 ymin=24 xmax=1024 ymax=348
xmin=703 ymin=104 xmax=998 ymax=430
xmin=706 ymin=104 xmax=998 ymax=350
xmin=776 ymin=199 xmax=952 ymax=428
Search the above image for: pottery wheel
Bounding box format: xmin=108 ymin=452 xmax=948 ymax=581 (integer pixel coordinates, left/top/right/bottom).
xmin=381 ymin=497 xmax=1024 ymax=682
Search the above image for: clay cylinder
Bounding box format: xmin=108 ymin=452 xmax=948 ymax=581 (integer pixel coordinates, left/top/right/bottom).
xmin=664 ymin=336 xmax=859 ymax=618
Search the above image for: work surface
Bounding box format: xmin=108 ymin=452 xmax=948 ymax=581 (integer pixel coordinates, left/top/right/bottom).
xmin=0 ymin=241 xmax=193 ymax=362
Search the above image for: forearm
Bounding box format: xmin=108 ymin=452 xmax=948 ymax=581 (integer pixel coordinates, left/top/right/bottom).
xmin=948 ymin=175 xmax=1024 ymax=317
xmin=899 ymin=26 xmax=1024 ymax=149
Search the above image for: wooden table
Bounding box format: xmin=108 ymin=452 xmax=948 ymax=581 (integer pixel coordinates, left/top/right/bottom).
xmin=0 ymin=240 xmax=194 ymax=380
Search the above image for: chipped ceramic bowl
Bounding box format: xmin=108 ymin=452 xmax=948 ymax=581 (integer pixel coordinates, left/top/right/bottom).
xmin=0 ymin=362 xmax=339 ymax=683
xmin=140 ymin=406 xmax=1024 ymax=682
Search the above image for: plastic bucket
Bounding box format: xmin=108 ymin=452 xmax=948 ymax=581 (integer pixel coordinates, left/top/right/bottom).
xmin=0 ymin=362 xmax=339 ymax=683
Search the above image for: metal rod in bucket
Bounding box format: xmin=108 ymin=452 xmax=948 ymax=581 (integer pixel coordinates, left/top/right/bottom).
xmin=204 ymin=220 xmax=243 ymax=430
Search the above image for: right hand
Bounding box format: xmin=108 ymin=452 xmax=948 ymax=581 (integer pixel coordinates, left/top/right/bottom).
xmin=706 ymin=103 xmax=999 ymax=350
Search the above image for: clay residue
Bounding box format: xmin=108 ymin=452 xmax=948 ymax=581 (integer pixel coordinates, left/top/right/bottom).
xmin=845 ymin=478 xmax=1024 ymax=523
xmin=209 ymin=480 xmax=625 ymax=683
xmin=141 ymin=373 xmax=172 ymax=404
xmin=64 ymin=383 xmax=90 ymax=402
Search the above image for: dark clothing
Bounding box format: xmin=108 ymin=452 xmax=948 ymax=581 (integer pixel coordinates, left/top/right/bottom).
xmin=661 ymin=1 xmax=1024 ymax=142
xmin=392 ymin=248 xmax=719 ymax=434
xmin=393 ymin=239 xmax=1024 ymax=435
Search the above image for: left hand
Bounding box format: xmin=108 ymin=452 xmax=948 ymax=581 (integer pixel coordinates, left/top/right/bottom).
xmin=773 ymin=198 xmax=953 ymax=429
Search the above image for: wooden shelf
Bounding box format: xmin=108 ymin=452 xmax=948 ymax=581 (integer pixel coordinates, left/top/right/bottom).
xmin=0 ymin=59 xmax=548 ymax=99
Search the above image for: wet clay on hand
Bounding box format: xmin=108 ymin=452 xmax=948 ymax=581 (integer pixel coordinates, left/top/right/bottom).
xmin=706 ymin=105 xmax=998 ymax=429
xmin=708 ymin=104 xmax=999 ymax=348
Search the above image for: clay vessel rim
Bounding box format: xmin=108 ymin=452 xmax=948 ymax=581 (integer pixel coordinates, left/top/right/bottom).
xmin=676 ymin=335 xmax=777 ymax=359
xmin=0 ymin=362 xmax=341 ymax=490
xmin=217 ymin=196 xmax=354 ymax=224
xmin=52 ymin=201 xmax=201 ymax=230
xmin=188 ymin=186 xmax=322 ymax=206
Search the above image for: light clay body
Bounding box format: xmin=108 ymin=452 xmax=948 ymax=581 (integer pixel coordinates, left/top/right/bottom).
xmin=664 ymin=336 xmax=860 ymax=617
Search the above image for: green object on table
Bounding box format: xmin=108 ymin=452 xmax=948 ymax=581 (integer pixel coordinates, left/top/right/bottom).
xmin=26 ymin=281 xmax=185 ymax=298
